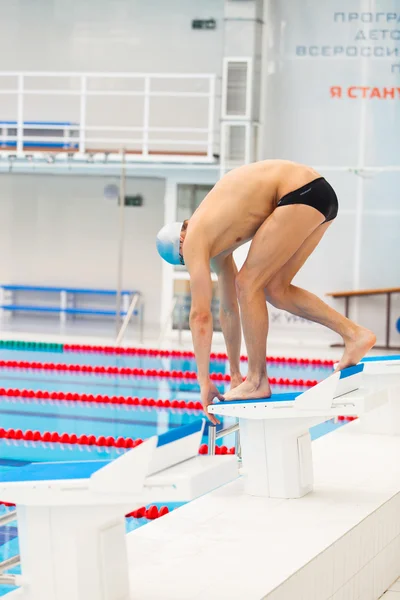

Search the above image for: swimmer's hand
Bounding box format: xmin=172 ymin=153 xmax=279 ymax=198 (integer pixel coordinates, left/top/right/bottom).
xmin=201 ymin=380 xmax=223 ymax=425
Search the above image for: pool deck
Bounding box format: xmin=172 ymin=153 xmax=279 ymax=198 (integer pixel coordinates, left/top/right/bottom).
xmin=127 ymin=420 xmax=400 ymax=600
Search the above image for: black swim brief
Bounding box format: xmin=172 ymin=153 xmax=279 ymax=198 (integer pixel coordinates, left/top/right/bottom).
xmin=276 ymin=177 xmax=338 ymax=222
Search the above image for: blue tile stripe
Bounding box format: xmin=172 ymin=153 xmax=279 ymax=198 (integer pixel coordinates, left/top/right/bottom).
xmin=361 ymin=355 xmax=400 ymax=362
xmin=156 ymin=419 xmax=204 ymax=448
xmin=339 ymin=364 xmax=364 ymax=379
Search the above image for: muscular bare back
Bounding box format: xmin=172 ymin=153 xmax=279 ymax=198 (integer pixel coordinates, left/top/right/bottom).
xmin=187 ymin=160 xmax=321 ymax=260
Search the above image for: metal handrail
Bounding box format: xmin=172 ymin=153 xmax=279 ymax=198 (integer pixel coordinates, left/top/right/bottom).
xmin=0 ymin=554 xmax=20 ymax=573
xmin=0 ymin=511 xmax=16 ymax=527
xmin=115 ymin=292 xmax=140 ymax=346
xmin=208 ymin=422 xmax=241 ymax=458
xmin=216 ymin=422 xmax=239 ymax=440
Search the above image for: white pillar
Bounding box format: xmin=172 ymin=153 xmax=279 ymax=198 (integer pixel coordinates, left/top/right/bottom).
xmin=221 ymin=0 xmax=264 ymax=173
xmin=239 ymin=417 xmax=319 ymax=498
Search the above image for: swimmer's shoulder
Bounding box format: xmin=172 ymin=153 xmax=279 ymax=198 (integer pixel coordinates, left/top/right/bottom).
xmin=220 ymin=159 xmax=301 ymax=181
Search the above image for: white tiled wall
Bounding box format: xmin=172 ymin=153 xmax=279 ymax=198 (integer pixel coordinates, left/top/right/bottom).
xmin=266 ymin=492 xmax=400 ymax=600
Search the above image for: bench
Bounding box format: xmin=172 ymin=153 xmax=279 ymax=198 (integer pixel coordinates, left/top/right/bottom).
xmin=0 ymin=120 xmax=78 ymax=150
xmin=0 ymin=285 xmax=142 ymax=332
xmin=326 ymin=287 xmax=400 ymax=350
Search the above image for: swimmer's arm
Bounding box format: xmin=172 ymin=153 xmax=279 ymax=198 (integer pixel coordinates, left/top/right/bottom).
xmin=186 ymin=254 xmax=214 ymax=387
xmin=211 ymin=255 xmax=242 ymax=385
xmin=185 ymin=239 xmax=223 ymax=424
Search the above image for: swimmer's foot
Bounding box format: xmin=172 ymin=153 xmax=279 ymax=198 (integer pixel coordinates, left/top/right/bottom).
xmin=223 ymin=376 xmax=271 ymax=401
xmin=335 ymin=327 xmax=376 ymax=372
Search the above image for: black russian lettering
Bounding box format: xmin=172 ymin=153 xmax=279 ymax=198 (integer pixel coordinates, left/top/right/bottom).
xmin=361 ymin=13 xmax=373 ymax=22
xmin=334 ymin=12 xmax=345 ymax=22
xmin=333 ymin=46 xmax=344 ymax=55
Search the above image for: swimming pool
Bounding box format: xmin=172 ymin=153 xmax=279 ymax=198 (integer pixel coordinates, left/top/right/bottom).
xmin=0 ymin=343 xmax=342 ymax=596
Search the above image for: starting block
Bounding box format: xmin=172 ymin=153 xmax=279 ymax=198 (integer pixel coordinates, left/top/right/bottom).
xmin=0 ymin=420 xmax=238 ymax=600
xmin=359 ymin=355 xmax=400 ymax=436
xmin=208 ymin=364 xmax=387 ymax=499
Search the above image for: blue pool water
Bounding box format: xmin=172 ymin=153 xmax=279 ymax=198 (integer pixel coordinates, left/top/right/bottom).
xmin=0 ymin=349 xmax=339 ymax=596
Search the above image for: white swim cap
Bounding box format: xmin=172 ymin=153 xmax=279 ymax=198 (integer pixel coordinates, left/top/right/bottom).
xmin=156 ymin=222 xmax=184 ymax=265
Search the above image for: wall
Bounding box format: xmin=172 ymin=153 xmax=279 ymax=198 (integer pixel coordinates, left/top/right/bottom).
xmin=0 ymin=173 xmax=165 ymax=331
xmin=255 ymin=0 xmax=400 ymax=346
xmin=0 ymin=0 xmax=224 ymax=73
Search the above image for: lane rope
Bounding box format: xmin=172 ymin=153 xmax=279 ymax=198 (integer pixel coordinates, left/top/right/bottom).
xmin=0 ymin=360 xmax=319 ymax=387
xmin=0 ymin=387 xmax=204 ymax=411
xmin=64 ymin=344 xmax=335 ymax=367
xmin=0 ymin=427 xmax=236 ymax=454
xmin=0 ymin=500 xmax=169 ymax=520
xmin=0 ymin=339 xmax=335 ymax=367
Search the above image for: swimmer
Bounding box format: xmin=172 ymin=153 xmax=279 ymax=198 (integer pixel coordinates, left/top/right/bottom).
xmin=156 ymin=160 xmax=376 ymax=422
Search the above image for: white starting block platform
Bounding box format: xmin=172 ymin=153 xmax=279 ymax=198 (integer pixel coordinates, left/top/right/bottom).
xmin=0 ymin=419 xmax=238 ymax=600
xmin=208 ymin=363 xmax=392 ymax=498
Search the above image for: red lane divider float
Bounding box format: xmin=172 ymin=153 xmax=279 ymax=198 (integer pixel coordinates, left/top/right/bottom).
xmin=0 ymin=427 xmax=143 ymax=448
xmin=0 ymin=360 xmax=318 ymax=387
xmin=0 ymin=427 xmax=236 ymax=454
xmin=0 ymin=499 xmax=169 ymax=521
xmin=63 ymin=344 xmax=335 ymax=367
xmin=0 ymin=388 xmax=204 ymax=411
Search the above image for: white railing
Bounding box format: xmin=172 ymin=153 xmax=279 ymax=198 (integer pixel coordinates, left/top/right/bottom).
xmin=0 ymin=72 xmax=217 ymax=162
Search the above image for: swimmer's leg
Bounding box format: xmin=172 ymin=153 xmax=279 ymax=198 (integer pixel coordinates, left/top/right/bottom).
xmin=224 ymin=204 xmax=325 ymax=401
xmin=264 ymin=221 xmax=376 ymax=372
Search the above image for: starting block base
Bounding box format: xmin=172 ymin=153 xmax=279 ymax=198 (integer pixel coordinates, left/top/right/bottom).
xmin=240 ymin=418 xmax=318 ymax=498
xmin=209 ymin=365 xmax=387 ymax=499
xmin=18 ymin=503 xmax=130 ymax=600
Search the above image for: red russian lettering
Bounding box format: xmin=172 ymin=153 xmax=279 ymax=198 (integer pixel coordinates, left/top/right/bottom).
xmin=348 ymin=87 xmax=358 ymax=98
xmin=361 ymin=87 xmax=370 ymax=98
xmin=370 ymin=87 xmax=381 ymax=99
xmin=383 ymin=87 xmax=395 ymax=98
xmin=330 ymin=86 xmax=342 ymax=98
